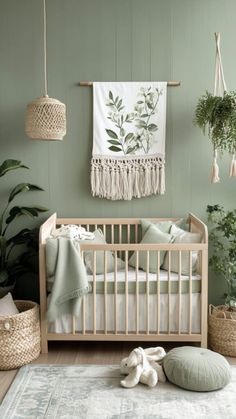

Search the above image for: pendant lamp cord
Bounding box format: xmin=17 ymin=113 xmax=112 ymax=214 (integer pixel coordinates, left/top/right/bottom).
xmin=43 ymin=0 xmax=48 ymax=97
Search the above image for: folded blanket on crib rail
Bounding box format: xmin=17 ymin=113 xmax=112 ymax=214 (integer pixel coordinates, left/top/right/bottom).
xmin=46 ymin=237 xmax=90 ymax=322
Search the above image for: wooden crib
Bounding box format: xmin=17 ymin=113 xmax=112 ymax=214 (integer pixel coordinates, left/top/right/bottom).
xmin=39 ymin=213 xmax=208 ymax=353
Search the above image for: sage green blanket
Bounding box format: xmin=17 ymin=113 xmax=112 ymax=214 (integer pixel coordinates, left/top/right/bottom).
xmin=46 ymin=238 xmax=90 ymax=321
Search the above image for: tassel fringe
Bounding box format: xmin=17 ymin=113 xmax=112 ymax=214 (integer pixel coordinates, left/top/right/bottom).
xmin=90 ymin=156 xmax=165 ymax=200
xmin=211 ymin=152 xmax=220 ymax=183
xmin=229 ymin=154 xmax=236 ymax=177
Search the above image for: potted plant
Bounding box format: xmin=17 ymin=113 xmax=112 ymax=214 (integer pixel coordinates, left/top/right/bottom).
xmin=207 ymin=204 xmax=236 ymax=356
xmin=0 ymin=159 xmax=48 ymax=297
xmin=194 ymin=91 xmax=236 ymax=154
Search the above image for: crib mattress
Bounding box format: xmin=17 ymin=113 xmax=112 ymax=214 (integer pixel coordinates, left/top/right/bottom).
xmin=87 ymin=268 xmax=201 ymax=294
xmin=48 ymin=269 xmax=201 ymax=334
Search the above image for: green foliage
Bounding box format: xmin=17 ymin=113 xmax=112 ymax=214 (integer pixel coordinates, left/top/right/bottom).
xmin=105 ymin=86 xmax=161 ymax=155
xmin=194 ymin=91 xmax=236 ymax=153
xmin=207 ymin=204 xmax=236 ymax=308
xmin=0 ymin=159 xmax=48 ymax=287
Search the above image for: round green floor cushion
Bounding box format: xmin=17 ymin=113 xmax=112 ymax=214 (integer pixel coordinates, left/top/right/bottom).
xmin=163 ymin=346 xmax=231 ymax=391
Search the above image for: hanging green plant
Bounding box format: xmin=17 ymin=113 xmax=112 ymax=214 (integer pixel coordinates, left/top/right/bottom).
xmin=194 ymin=91 xmax=236 ymax=154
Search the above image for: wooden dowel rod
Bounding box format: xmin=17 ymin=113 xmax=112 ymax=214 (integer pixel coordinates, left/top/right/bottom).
xmin=79 ymin=81 xmax=181 ymax=87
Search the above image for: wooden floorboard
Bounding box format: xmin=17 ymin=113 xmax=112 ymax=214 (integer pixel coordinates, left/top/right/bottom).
xmin=0 ymin=341 xmax=236 ymax=404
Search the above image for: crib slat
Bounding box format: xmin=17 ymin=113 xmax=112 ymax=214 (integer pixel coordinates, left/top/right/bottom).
xmin=135 ymin=224 xmax=138 ymax=243
xmin=86 ymin=224 xmax=89 ymax=232
xmin=168 ymin=250 xmax=171 ymax=335
xmin=119 ymin=224 xmax=122 ymax=258
xmin=72 ymin=316 xmax=76 ymax=335
xmin=157 ymin=251 xmax=160 ymax=334
xmin=178 ymin=251 xmax=182 ymax=334
xmin=114 ymin=251 xmax=118 ymax=335
xmin=82 ymin=298 xmax=86 ymax=334
xmin=119 ymin=224 xmax=122 ymax=243
xmin=93 ymin=251 xmax=96 ymax=334
xmin=136 ymin=251 xmax=139 ymax=335
xmin=189 ymin=250 xmax=192 ymax=335
xmin=82 ymin=250 xmax=86 ymax=334
xmin=146 ymin=251 xmax=150 ymax=335
xmin=111 ymin=224 xmax=114 ymax=244
xmin=125 ymin=250 xmax=128 ymax=335
xmin=127 ymin=224 xmax=130 ymax=244
xmin=104 ymin=251 xmax=107 ymax=334
xmin=103 ymin=225 xmax=107 ymax=241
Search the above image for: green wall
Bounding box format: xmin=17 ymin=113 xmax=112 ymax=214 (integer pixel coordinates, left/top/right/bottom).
xmin=1 ymin=0 xmax=236 ymax=304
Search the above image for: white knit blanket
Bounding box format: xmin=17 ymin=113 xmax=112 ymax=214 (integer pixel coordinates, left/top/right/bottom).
xmin=91 ymin=82 xmax=167 ymax=200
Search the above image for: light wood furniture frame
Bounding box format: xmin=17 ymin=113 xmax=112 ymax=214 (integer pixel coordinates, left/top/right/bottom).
xmin=39 ymin=213 xmax=208 ymax=353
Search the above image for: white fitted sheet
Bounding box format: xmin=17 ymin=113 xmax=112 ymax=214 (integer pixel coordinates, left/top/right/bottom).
xmin=48 ymin=269 xmax=201 ymax=334
xmin=87 ymin=268 xmax=200 ymax=282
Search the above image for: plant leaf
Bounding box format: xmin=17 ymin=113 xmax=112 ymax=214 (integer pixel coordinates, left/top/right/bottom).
xmin=6 ymin=229 xmax=31 ymax=246
xmin=6 ymin=206 xmax=48 ymax=224
xmin=0 ymin=235 xmax=7 ymax=260
xmin=8 ymin=183 xmax=44 ymax=203
xmin=137 ymin=101 xmax=144 ymax=104
xmin=120 ymin=128 xmax=125 ymax=137
xmin=125 ymin=133 xmax=134 ymax=142
xmin=0 ymin=159 xmax=28 ymax=177
xmin=126 ymin=146 xmax=137 ymax=154
xmin=141 ymin=114 xmax=149 ymax=118
xmin=147 ymin=102 xmax=154 ymax=109
xmin=148 ymin=123 xmax=158 ymax=132
xmin=27 ymin=206 xmax=48 ymax=212
xmin=108 ymin=140 xmax=121 ymax=145
xmin=135 ymin=120 xmax=146 ymax=128
xmin=109 ymin=91 xmax=113 ymax=100
xmin=0 ymin=270 xmax=8 ymax=284
xmin=106 ymin=129 xmax=118 ymax=139
xmin=108 ymin=146 xmax=122 ymax=152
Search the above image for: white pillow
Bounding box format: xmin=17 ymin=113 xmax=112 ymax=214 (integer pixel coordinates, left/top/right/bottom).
xmin=162 ymin=225 xmax=201 ymax=275
xmin=0 ymin=293 xmax=19 ymax=316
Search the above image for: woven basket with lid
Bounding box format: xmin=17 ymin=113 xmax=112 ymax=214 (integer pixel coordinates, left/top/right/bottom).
xmin=0 ymin=300 xmax=41 ymax=370
xmin=208 ymin=304 xmax=236 ymax=356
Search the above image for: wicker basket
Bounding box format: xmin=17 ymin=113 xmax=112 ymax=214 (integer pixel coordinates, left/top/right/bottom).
xmin=0 ymin=300 xmax=41 ymax=370
xmin=208 ymin=304 xmax=236 ymax=356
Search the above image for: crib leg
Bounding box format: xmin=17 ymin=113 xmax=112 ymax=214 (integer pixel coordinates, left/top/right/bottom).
xmin=41 ymin=331 xmax=48 ymax=354
xmin=200 ymin=334 xmax=208 ymax=349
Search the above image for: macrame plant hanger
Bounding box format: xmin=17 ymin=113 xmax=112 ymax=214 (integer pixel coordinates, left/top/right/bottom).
xmin=25 ymin=0 xmax=66 ymax=141
xmin=211 ymin=32 xmax=227 ymax=182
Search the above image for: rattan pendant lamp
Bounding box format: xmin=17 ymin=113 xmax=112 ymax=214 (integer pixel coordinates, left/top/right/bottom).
xmin=25 ymin=0 xmax=66 ymax=141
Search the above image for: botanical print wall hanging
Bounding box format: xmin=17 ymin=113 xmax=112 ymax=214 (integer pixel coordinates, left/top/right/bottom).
xmin=91 ymin=82 xmax=167 ymax=200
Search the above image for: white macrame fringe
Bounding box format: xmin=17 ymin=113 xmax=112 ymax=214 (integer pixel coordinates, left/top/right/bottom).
xmin=91 ymin=156 xmax=165 ymax=200
xmin=229 ymin=153 xmax=236 ymax=177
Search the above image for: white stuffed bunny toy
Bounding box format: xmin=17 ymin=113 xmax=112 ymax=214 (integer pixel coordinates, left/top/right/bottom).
xmin=120 ymin=346 xmax=166 ymax=388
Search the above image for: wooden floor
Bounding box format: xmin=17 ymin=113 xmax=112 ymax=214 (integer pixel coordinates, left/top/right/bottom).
xmin=0 ymin=341 xmax=236 ymax=404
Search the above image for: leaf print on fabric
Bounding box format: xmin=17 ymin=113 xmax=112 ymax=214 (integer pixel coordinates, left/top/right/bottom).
xmin=105 ymin=86 xmax=162 ymax=155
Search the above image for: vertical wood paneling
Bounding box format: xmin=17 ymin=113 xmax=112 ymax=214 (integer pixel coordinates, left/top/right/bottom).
xmin=131 ymin=0 xmax=151 ymax=80
xmin=115 ymin=0 xmax=132 ymax=81
xmin=2 ymin=0 xmax=236 ymax=305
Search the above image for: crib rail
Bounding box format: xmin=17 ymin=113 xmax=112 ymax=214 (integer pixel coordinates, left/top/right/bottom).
xmin=39 ymin=213 xmax=208 ymax=353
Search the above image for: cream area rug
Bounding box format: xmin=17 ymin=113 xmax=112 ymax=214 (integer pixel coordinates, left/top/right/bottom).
xmin=0 ymin=364 xmax=235 ymax=418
